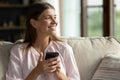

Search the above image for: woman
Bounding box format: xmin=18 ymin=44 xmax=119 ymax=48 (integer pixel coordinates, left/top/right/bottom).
xmin=6 ymin=2 xmax=80 ymax=80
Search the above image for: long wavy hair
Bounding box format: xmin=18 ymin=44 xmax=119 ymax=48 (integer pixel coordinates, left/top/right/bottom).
xmin=24 ymin=2 xmax=63 ymax=49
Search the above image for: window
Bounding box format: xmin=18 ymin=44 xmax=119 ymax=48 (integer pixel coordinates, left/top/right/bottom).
xmin=115 ymin=0 xmax=120 ymax=40
xmin=82 ymin=0 xmax=115 ymax=37
xmin=60 ymin=0 xmax=118 ymax=39
xmin=87 ymin=0 xmax=103 ymax=37
xmin=60 ymin=0 xmax=80 ymax=37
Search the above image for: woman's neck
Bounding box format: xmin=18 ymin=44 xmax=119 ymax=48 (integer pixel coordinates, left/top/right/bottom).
xmin=33 ymin=36 xmax=50 ymax=52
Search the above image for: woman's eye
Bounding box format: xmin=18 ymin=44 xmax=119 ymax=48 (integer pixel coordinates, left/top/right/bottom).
xmin=44 ymin=16 xmax=57 ymax=20
xmin=45 ymin=16 xmax=51 ymax=19
xmin=54 ymin=16 xmax=57 ymax=19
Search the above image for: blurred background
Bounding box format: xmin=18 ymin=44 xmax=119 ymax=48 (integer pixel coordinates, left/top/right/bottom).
xmin=0 ymin=0 xmax=120 ymax=42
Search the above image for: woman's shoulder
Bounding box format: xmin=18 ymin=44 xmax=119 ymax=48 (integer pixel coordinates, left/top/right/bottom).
xmin=11 ymin=43 xmax=28 ymax=51
xmin=9 ymin=43 xmax=28 ymax=58
xmin=52 ymin=41 xmax=72 ymax=49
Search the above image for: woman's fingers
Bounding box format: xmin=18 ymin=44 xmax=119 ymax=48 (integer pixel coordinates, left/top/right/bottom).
xmin=39 ymin=52 xmax=44 ymax=61
xmin=43 ymin=58 xmax=60 ymax=72
xmin=45 ymin=62 xmax=60 ymax=72
xmin=37 ymin=56 xmax=60 ymax=73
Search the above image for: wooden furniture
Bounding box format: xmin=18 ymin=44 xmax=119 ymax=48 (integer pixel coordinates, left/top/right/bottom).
xmin=0 ymin=3 xmax=27 ymax=42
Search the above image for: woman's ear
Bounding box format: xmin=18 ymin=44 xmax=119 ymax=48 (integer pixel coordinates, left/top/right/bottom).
xmin=30 ymin=19 xmax=37 ymax=29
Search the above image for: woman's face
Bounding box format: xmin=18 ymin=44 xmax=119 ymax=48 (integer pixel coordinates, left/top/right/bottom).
xmin=31 ymin=8 xmax=58 ymax=37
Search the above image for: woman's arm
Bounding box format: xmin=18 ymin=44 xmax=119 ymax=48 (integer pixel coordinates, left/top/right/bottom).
xmin=25 ymin=55 xmax=60 ymax=80
xmin=54 ymin=70 xmax=68 ymax=80
xmin=25 ymin=67 xmax=39 ymax=80
xmin=64 ymin=44 xmax=80 ymax=80
xmin=6 ymin=45 xmax=23 ymax=80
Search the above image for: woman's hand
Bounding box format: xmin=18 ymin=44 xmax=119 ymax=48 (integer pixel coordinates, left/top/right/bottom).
xmin=26 ymin=52 xmax=60 ymax=80
xmin=36 ymin=54 xmax=60 ymax=74
xmin=52 ymin=61 xmax=68 ymax=80
xmin=54 ymin=69 xmax=68 ymax=80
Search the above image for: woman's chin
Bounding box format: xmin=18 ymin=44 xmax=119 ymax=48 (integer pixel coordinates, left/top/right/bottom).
xmin=50 ymin=31 xmax=56 ymax=35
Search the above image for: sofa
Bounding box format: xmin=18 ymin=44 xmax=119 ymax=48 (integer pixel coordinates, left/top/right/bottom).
xmin=1 ymin=37 xmax=120 ymax=80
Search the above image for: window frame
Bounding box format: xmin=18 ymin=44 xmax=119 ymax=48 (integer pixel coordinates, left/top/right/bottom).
xmin=81 ymin=0 xmax=114 ymax=37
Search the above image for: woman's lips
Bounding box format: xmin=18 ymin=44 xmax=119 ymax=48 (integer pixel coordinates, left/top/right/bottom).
xmin=48 ymin=26 xmax=56 ymax=30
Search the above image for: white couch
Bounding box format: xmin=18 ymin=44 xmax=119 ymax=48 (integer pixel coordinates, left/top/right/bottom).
xmin=1 ymin=37 xmax=120 ymax=80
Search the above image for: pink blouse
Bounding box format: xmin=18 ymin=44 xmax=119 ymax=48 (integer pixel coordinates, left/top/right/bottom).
xmin=6 ymin=41 xmax=80 ymax=80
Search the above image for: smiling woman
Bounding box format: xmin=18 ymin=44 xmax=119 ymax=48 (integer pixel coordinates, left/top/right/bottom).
xmin=30 ymin=8 xmax=58 ymax=36
xmin=5 ymin=2 xmax=80 ymax=80
xmin=35 ymin=0 xmax=61 ymax=36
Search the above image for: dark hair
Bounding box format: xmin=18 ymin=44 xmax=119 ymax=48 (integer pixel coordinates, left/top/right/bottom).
xmin=24 ymin=2 xmax=63 ymax=49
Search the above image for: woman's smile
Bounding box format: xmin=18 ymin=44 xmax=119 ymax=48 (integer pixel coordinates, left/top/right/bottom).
xmin=48 ymin=26 xmax=56 ymax=31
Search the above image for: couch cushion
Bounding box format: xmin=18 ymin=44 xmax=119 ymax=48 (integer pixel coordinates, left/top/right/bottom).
xmin=66 ymin=37 xmax=120 ymax=80
xmin=1 ymin=37 xmax=120 ymax=80
xmin=0 ymin=41 xmax=13 ymax=80
xmin=91 ymin=52 xmax=120 ymax=80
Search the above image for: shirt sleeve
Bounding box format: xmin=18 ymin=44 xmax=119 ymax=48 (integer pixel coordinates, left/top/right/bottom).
xmin=6 ymin=44 xmax=24 ymax=80
xmin=64 ymin=44 xmax=80 ymax=80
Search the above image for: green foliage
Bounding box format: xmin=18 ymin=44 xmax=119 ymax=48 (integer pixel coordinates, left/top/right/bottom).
xmin=88 ymin=9 xmax=102 ymax=37
xmin=88 ymin=10 xmax=120 ymax=41
xmin=115 ymin=11 xmax=120 ymax=41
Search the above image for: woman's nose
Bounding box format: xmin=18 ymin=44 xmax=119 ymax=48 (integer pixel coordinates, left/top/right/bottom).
xmin=51 ymin=18 xmax=58 ymax=24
